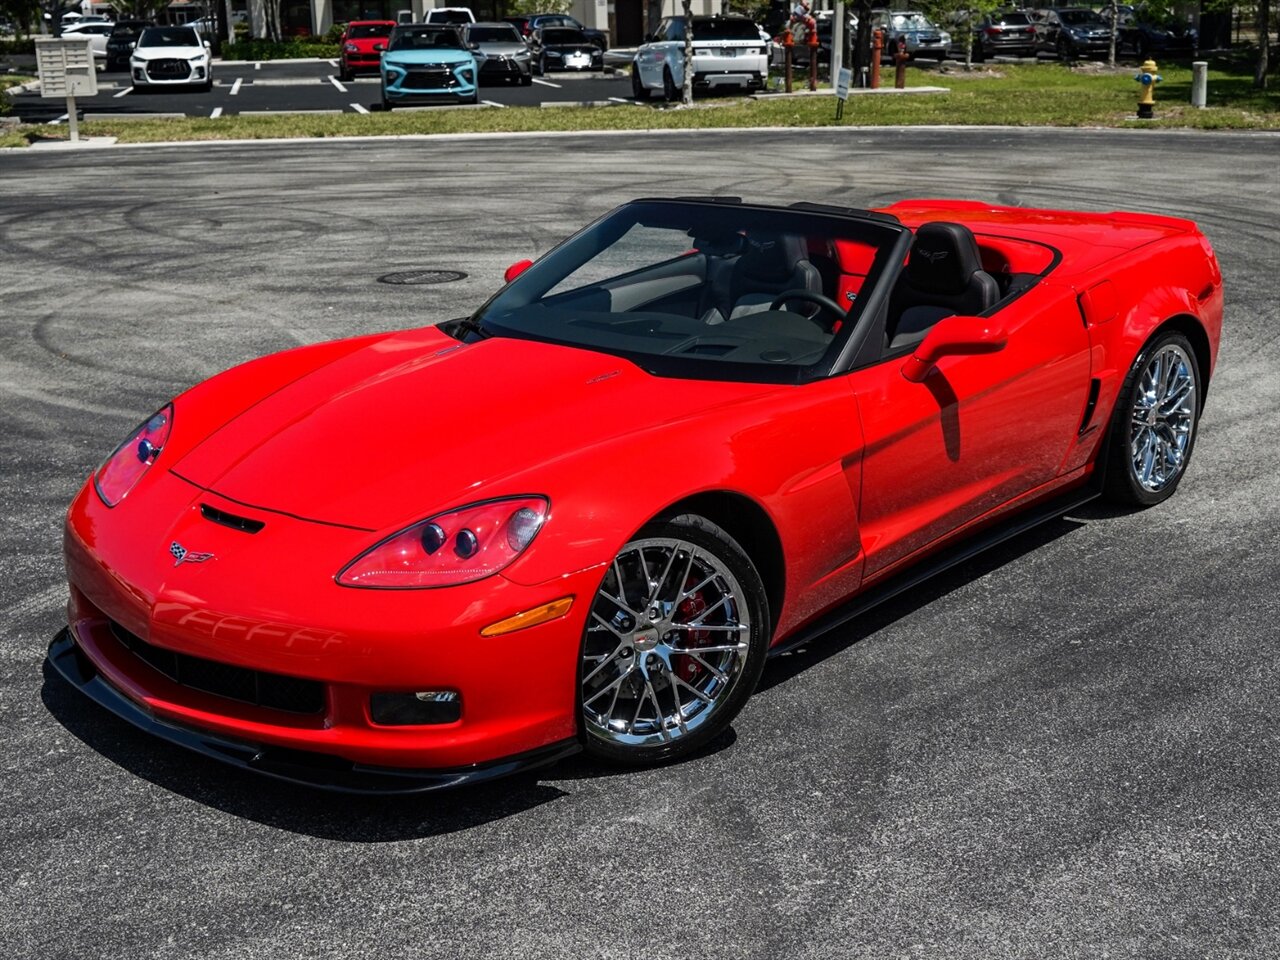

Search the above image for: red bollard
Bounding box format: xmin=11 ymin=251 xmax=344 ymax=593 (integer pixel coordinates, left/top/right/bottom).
xmin=894 ymin=35 xmax=907 ymax=89
xmin=871 ymin=29 xmax=882 ymax=89
xmin=783 ymin=29 xmax=793 ymax=93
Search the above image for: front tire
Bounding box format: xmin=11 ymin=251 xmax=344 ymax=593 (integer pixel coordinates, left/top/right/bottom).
xmin=578 ymin=515 xmax=769 ymax=766
xmin=1102 ymin=330 xmax=1201 ymax=506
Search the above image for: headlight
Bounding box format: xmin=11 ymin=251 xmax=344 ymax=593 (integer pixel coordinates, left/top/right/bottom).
xmin=344 ymin=42 xmax=358 ymax=52
xmin=514 ymin=48 xmax=531 ymax=58
xmin=94 ymin=404 xmax=173 ymax=507
xmin=338 ymin=496 xmax=549 ymax=589
xmin=940 ymin=31 xmax=951 ymax=43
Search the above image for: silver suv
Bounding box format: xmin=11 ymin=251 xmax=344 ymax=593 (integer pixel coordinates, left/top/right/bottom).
xmin=632 ymin=15 xmax=767 ymax=101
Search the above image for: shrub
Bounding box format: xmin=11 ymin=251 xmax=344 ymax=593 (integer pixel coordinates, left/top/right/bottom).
xmin=223 ymin=38 xmax=340 ymax=60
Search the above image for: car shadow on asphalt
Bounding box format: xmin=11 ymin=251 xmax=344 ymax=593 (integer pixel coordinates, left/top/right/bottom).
xmin=756 ymin=513 xmax=1089 ymax=694
xmin=39 ymin=658 xmax=569 ymax=840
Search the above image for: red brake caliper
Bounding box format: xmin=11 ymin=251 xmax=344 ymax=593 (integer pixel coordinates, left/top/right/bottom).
xmin=674 ymin=577 xmax=710 ymax=684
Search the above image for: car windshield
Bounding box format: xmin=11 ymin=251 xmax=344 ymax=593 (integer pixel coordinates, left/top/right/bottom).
xmin=389 ymin=26 xmax=464 ymax=50
xmin=111 ymin=23 xmax=148 ymax=38
xmin=891 ymin=14 xmax=935 ymax=29
xmin=348 ymin=23 xmax=393 ymax=38
xmin=1058 ymin=10 xmax=1104 ymax=24
xmin=428 ymin=10 xmax=472 ymax=23
xmin=138 ymin=27 xmax=199 ymax=46
xmin=543 ymin=28 xmax=587 ymax=43
xmin=473 ymin=200 xmax=905 ymax=383
xmin=690 ymin=18 xmax=760 ymax=40
xmin=469 ymin=25 xmax=521 ymax=42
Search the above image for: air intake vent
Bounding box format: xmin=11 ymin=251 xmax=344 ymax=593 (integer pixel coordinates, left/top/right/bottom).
xmin=200 ymin=504 xmax=265 ymax=534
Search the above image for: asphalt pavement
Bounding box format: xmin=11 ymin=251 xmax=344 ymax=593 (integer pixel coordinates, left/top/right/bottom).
xmin=6 ymin=58 xmax=635 ymax=121
xmin=1 ymin=127 xmax=1278 ymax=959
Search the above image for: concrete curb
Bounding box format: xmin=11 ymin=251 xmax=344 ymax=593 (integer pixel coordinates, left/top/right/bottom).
xmin=3 ymin=123 xmax=1275 ymax=155
xmin=4 ymin=77 xmax=41 ymax=94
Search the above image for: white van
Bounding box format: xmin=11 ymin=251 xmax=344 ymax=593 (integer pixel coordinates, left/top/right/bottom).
xmin=423 ymin=7 xmax=475 ymax=25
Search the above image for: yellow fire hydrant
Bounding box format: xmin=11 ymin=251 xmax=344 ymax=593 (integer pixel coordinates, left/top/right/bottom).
xmin=1135 ymin=58 xmax=1161 ymax=119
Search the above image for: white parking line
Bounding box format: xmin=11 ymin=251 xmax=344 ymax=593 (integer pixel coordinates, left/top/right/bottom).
xmin=328 ymin=59 xmax=338 ymax=67
xmin=113 ymin=86 xmax=132 ymax=98
xmin=350 ymin=102 xmax=370 ymax=114
xmin=608 ymin=96 xmax=631 ymax=104
xmin=210 ymin=106 xmax=223 ymax=118
xmin=531 ymin=77 xmax=562 ymax=88
xmin=482 ymin=99 xmax=504 ymax=107
xmin=46 ymin=113 xmax=68 ymax=125
xmin=253 ymin=61 xmax=261 ymax=70
xmin=328 ymin=75 xmax=348 ymax=93
xmin=229 ymin=77 xmax=243 ymax=95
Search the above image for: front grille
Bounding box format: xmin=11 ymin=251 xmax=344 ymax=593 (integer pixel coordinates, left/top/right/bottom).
xmin=404 ymin=68 xmax=455 ymax=89
xmin=146 ymin=58 xmax=191 ymax=79
xmin=480 ymin=59 xmax=519 ymax=75
xmin=110 ymin=621 xmax=325 ymax=715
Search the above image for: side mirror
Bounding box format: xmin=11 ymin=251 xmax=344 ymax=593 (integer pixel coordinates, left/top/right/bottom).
xmin=504 ymin=258 xmax=534 ymax=283
xmin=203 ymin=40 xmax=211 ymax=49
xmin=900 ymin=315 xmax=1006 ymax=382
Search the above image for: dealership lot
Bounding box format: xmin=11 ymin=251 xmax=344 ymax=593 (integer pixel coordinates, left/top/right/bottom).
xmin=2 ymin=128 xmax=1278 ymax=958
xmin=6 ymin=58 xmax=635 ymax=121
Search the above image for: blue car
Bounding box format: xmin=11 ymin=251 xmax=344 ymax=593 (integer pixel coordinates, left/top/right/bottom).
xmin=380 ymin=24 xmax=481 ymax=109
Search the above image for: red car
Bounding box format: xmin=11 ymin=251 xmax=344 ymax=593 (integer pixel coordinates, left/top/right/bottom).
xmin=49 ymin=197 xmax=1222 ymax=792
xmin=338 ymin=19 xmax=396 ymax=81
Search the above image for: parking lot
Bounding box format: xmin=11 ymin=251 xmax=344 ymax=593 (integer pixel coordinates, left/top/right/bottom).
xmin=6 ymin=58 xmax=635 ymax=121
xmin=2 ymin=127 xmax=1278 ymax=957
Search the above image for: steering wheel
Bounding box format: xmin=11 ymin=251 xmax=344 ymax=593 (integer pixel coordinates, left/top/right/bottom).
xmin=768 ymin=289 xmax=847 ymax=332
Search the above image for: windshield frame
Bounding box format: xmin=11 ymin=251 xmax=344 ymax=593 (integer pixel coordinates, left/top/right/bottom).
xmin=469 ymin=199 xmax=911 ymax=385
xmin=388 ymin=25 xmax=465 ymax=51
xmin=138 ymin=26 xmax=201 ymax=47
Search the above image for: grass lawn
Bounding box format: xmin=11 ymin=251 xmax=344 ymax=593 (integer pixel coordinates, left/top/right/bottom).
xmin=3 ymin=57 xmax=1276 ymax=148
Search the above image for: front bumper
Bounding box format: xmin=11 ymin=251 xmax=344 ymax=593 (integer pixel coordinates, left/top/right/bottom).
xmin=132 ymin=61 xmax=209 ymax=86
xmin=48 ymin=629 xmax=579 ymax=793
xmin=61 ymin=470 xmax=602 ymax=785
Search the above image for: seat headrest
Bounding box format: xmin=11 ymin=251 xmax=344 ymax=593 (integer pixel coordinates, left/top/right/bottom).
xmin=738 ymin=233 xmax=807 ymax=282
xmin=905 ymin=222 xmax=985 ymax=295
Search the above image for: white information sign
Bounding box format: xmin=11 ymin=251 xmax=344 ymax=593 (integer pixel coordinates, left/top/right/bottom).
xmin=836 ymin=67 xmax=852 ymax=101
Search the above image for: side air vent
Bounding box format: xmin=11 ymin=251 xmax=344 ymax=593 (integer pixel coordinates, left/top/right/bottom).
xmin=1079 ymin=378 xmax=1102 ymax=434
xmin=200 ymin=503 xmax=265 ymax=534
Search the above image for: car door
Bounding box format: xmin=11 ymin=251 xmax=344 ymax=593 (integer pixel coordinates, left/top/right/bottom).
xmin=850 ymin=279 xmax=1091 ymax=580
xmin=636 ymin=17 xmax=671 ymax=87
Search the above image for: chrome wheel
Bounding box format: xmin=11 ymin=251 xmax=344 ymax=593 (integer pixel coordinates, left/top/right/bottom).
xmin=1129 ymin=343 xmax=1197 ymax=493
xmin=581 ymin=537 xmax=752 ymax=749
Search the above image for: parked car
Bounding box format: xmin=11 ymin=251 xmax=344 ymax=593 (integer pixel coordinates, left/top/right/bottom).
xmin=505 ymin=13 xmax=608 ymax=50
xmin=105 ymin=20 xmax=153 ymax=71
xmin=633 ymin=15 xmax=768 ymax=100
xmin=870 ymin=10 xmax=951 ymax=61
xmin=338 ymin=19 xmax=396 ymax=81
xmin=129 ymin=25 xmax=213 ymax=92
xmin=49 ymin=195 xmax=1222 ymax=790
xmin=530 ymin=26 xmax=603 ymax=75
xmin=423 ymin=7 xmax=474 ymax=25
xmin=1118 ymin=12 xmax=1197 ymax=58
xmin=463 ymin=21 xmax=533 ymax=85
xmin=380 ymin=23 xmax=479 ymax=109
xmin=968 ymin=10 xmax=1039 ymax=60
xmin=62 ymin=20 xmax=115 ymax=59
xmin=1033 ymin=7 xmax=1112 ymax=59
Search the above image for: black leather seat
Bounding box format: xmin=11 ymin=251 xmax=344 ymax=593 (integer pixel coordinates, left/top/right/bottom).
xmin=704 ymin=232 xmax=822 ymax=324
xmin=887 ymin=222 xmax=1000 ymax=351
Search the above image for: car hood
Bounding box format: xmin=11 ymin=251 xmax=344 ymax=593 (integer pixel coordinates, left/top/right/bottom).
xmin=475 ymin=41 xmax=527 ymax=55
xmin=382 ymin=49 xmax=473 ymax=65
xmin=172 ymin=328 xmax=770 ymax=531
xmin=346 ymin=37 xmax=390 ymax=51
xmin=133 ymin=44 xmax=205 ymax=59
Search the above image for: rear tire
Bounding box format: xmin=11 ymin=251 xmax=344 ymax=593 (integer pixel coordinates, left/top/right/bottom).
xmin=631 ymin=64 xmax=650 ymax=100
xmin=1101 ymin=330 xmax=1201 ymax=507
xmin=578 ymin=514 xmax=769 ymax=767
xmin=662 ymin=66 xmax=679 ymax=102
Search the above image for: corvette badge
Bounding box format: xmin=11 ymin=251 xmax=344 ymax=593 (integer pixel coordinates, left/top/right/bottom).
xmin=170 ymin=541 xmax=215 ymax=567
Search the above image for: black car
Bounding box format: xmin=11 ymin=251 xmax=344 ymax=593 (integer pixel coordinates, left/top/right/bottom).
xmin=505 ymin=13 xmax=608 ymax=50
xmin=530 ymin=27 xmax=604 ymax=74
xmin=1118 ymin=14 xmax=1196 ymax=58
xmin=105 ymin=20 xmax=154 ymax=71
xmin=970 ymin=10 xmax=1038 ymax=60
xmin=1033 ymin=7 xmax=1112 ymax=60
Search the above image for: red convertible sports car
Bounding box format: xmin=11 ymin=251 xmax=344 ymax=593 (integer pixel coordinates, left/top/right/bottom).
xmin=49 ymin=197 xmax=1222 ymax=792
